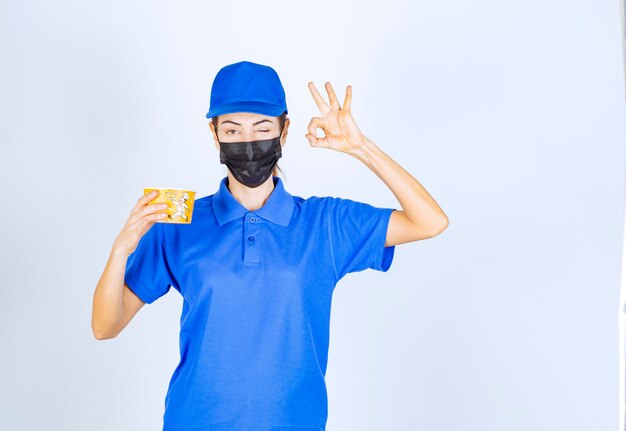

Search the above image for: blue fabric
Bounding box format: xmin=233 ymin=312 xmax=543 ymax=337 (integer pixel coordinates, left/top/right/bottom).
xmin=206 ymin=60 xmax=288 ymax=119
xmin=124 ymin=176 xmax=396 ymax=431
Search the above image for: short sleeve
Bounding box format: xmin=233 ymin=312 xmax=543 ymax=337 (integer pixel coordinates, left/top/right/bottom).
xmin=326 ymin=197 xmax=396 ymax=280
xmin=124 ymin=223 xmax=176 ymax=304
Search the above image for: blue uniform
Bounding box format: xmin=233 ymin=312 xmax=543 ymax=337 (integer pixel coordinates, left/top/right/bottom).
xmin=124 ymin=176 xmax=396 ymax=431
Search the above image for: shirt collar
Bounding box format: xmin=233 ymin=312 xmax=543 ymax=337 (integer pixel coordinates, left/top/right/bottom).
xmin=212 ymin=176 xmax=295 ymax=226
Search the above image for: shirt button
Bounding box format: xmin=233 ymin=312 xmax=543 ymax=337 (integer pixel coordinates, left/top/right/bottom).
xmin=248 ymin=236 xmax=255 ymax=241
xmin=249 ymin=217 xmax=256 ymax=223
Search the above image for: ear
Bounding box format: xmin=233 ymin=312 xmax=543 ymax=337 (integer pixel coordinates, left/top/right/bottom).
xmin=209 ymin=121 xmax=220 ymax=151
xmin=280 ymin=118 xmax=290 ymax=148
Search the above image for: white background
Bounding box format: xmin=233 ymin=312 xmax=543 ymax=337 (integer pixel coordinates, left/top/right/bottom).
xmin=1 ymin=0 xmax=624 ymax=430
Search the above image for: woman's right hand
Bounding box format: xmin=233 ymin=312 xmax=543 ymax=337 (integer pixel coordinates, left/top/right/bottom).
xmin=112 ymin=190 xmax=169 ymax=257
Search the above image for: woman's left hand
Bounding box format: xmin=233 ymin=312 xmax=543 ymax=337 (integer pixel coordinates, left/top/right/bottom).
xmin=306 ymin=82 xmax=369 ymax=154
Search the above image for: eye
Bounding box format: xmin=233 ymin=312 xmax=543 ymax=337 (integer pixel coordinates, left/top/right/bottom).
xmin=225 ymin=129 xmax=237 ymax=135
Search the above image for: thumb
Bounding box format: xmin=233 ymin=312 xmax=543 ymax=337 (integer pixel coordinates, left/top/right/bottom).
xmin=305 ymin=133 xmax=324 ymax=148
xmin=305 ymin=133 xmax=317 ymax=145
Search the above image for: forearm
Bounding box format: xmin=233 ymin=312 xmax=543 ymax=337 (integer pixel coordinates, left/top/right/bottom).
xmin=91 ymin=247 xmax=128 ymax=339
xmin=347 ymin=138 xmax=448 ymax=229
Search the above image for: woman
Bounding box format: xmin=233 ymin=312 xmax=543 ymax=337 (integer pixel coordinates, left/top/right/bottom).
xmin=92 ymin=60 xmax=448 ymax=431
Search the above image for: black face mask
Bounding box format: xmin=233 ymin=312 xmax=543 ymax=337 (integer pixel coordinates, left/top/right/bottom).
xmin=218 ymin=133 xmax=283 ymax=188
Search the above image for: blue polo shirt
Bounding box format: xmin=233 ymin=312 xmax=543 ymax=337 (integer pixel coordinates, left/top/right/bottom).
xmin=124 ymin=176 xmax=396 ymax=431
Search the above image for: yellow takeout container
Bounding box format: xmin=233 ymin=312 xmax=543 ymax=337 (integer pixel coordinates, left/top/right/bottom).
xmin=144 ymin=187 xmax=196 ymax=224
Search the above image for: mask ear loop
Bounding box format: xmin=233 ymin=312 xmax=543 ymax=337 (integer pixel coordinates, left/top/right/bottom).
xmin=273 ymin=124 xmax=285 ymax=178
xmin=274 ymin=122 xmax=284 ymax=152
xmin=278 ymin=123 xmax=285 ymax=142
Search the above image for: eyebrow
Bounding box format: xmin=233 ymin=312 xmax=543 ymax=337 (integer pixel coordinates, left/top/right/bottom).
xmin=220 ymin=119 xmax=274 ymax=126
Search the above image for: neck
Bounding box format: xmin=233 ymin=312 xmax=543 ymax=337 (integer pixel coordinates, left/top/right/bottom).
xmin=226 ymin=172 xmax=275 ymax=211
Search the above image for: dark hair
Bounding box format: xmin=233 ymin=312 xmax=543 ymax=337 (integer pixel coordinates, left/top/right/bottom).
xmin=211 ymin=112 xmax=288 ymax=179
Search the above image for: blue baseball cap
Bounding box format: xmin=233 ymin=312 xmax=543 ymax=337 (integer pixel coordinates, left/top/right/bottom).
xmin=206 ymin=60 xmax=288 ymax=119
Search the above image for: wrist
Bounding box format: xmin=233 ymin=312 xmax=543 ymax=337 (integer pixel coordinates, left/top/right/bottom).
xmin=347 ymin=138 xmax=380 ymax=166
xmin=111 ymin=241 xmax=131 ymax=259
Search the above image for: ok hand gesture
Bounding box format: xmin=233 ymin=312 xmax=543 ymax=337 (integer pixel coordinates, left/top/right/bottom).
xmin=305 ymin=82 xmax=369 ymax=154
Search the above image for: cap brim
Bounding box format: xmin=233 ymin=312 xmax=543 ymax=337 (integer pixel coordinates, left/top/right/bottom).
xmin=206 ymin=101 xmax=287 ymax=119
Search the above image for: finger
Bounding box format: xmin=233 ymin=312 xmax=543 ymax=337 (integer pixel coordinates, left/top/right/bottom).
xmin=131 ymin=190 xmax=161 ymax=218
xmin=325 ymin=82 xmax=341 ymax=110
xmin=136 ymin=218 xmax=155 ymax=236
xmin=307 ymin=117 xmax=325 ymax=137
xmin=343 ymin=85 xmax=352 ymax=111
xmin=130 ymin=202 xmax=168 ymax=223
xmin=306 ymin=117 xmax=328 ymax=148
xmin=305 ymin=133 xmax=326 ymax=148
xmin=305 ymin=133 xmax=316 ymax=146
xmin=136 ymin=212 xmax=167 ymax=230
xmin=133 ymin=190 xmax=159 ymax=212
xmin=140 ymin=202 xmax=169 ymax=218
xmin=307 ymin=82 xmax=331 ymax=114
xmin=145 ymin=212 xmax=168 ymax=222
